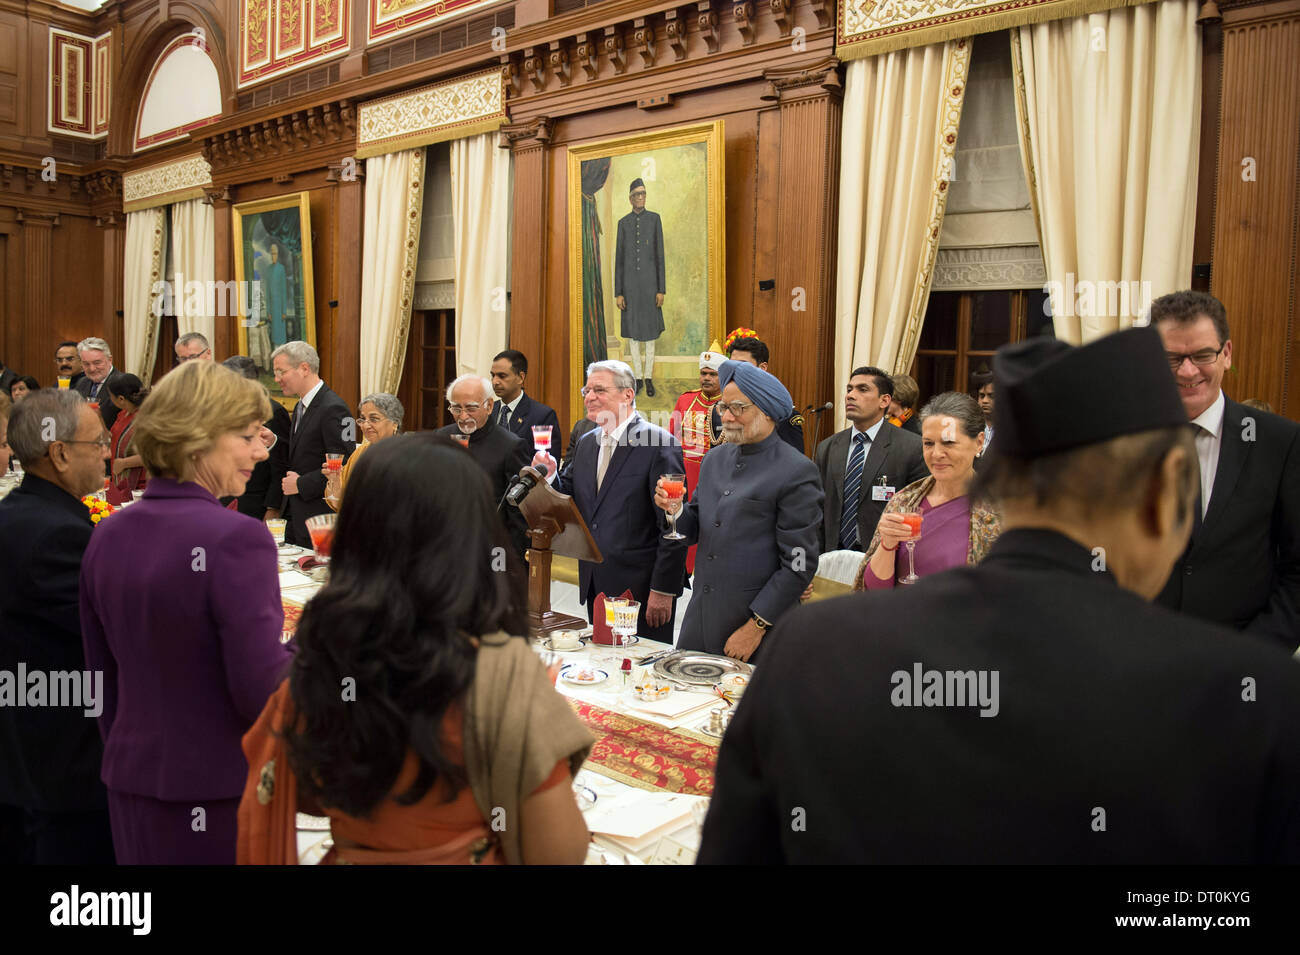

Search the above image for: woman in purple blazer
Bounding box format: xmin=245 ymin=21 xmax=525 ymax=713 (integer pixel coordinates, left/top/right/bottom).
xmin=80 ymin=361 xmax=292 ymax=864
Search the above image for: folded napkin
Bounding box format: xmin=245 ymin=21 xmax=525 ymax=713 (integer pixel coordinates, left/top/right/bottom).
xmin=296 ymin=554 xmax=329 ymax=571
xmin=591 ymin=589 xmax=635 ymax=645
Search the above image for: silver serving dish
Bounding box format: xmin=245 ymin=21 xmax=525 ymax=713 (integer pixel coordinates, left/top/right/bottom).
xmin=653 ymin=650 xmax=752 ymax=686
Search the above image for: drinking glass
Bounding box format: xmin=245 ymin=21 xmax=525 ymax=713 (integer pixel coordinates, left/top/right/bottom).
xmin=612 ymin=600 xmax=640 ymax=648
xmin=450 ymin=432 xmax=470 ymax=448
xmin=660 ymin=473 xmax=687 ymax=540
xmin=531 ymin=425 xmax=553 ymax=455
xmin=305 ymin=513 xmax=337 ymax=563
xmin=899 ymin=509 xmax=923 ymax=585
xmin=325 ymin=453 xmax=344 ymax=473
xmin=57 ymin=376 xmax=71 ymax=390
xmin=266 ymin=518 xmax=288 ymax=548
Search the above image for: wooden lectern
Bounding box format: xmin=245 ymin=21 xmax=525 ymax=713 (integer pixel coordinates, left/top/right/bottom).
xmin=518 ymin=479 xmax=603 ymax=638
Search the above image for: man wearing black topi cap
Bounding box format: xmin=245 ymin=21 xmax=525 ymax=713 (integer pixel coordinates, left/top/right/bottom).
xmin=699 ymin=326 xmax=1300 ymax=863
xmin=613 ymin=178 xmax=666 ymax=397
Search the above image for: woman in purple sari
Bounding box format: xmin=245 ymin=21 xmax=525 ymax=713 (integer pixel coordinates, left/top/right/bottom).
xmin=857 ymin=392 xmax=1001 ymax=590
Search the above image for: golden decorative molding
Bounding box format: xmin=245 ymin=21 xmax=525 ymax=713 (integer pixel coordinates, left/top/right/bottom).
xmin=356 ymin=68 xmax=508 ymax=159
xmin=122 ymin=155 xmax=214 ymax=212
xmin=837 ymin=0 xmax=1163 ymax=59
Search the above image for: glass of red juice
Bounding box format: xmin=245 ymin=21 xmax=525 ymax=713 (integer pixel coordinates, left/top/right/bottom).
xmin=899 ymin=510 xmax=923 ymax=585
xmin=661 ymin=473 xmax=687 ymax=540
xmin=325 ymin=453 xmax=344 ymax=472
xmin=305 ymin=513 xmax=337 ymax=562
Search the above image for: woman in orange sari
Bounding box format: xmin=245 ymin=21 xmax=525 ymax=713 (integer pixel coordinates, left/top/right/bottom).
xmin=105 ymin=374 xmax=148 ymax=506
xmin=239 ymin=433 xmax=593 ymax=865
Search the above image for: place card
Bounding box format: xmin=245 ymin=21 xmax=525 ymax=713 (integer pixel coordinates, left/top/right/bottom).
xmin=648 ymin=834 xmax=697 ymax=865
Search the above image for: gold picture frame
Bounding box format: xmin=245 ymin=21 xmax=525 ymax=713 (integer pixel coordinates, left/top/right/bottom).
xmin=567 ymin=120 xmax=726 ymax=417
xmin=232 ymin=191 xmax=316 ymax=401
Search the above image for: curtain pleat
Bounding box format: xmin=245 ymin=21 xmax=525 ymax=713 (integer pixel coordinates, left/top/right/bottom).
xmin=359 ymin=147 xmax=427 ymax=397
xmin=124 ymin=208 xmax=167 ymax=379
xmin=1012 ymin=0 xmax=1201 ymax=343
xmin=450 ymin=132 xmax=512 ymax=379
xmin=169 ymin=198 xmax=216 ymax=347
xmin=835 ymin=39 xmax=972 ymax=423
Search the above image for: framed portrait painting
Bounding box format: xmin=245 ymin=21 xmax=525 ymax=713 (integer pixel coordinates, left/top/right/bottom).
xmin=232 ymin=192 xmax=316 ymax=396
xmin=567 ymin=121 xmax=725 ymax=419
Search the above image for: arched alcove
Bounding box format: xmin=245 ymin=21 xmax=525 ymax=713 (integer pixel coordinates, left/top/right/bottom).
xmin=134 ymin=32 xmax=222 ymax=152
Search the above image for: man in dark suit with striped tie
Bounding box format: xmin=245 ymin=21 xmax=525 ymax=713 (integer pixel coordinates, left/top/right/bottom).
xmin=815 ymin=367 xmax=927 ymax=554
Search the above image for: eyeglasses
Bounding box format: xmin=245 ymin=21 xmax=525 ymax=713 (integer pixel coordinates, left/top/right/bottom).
xmin=448 ymin=404 xmax=484 ymax=415
xmin=58 ymin=437 xmax=111 ymax=450
xmin=177 ymin=350 xmax=210 ymax=363
xmin=580 ymin=386 xmax=624 ymax=397
xmin=718 ymin=400 xmax=755 ymax=417
xmin=630 ymin=191 xmax=647 ymax=198
xmin=1166 ymin=346 xmax=1225 ymax=369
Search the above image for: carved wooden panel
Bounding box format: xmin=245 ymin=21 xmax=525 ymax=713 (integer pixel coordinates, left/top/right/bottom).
xmin=1211 ymin=10 xmax=1300 ymax=418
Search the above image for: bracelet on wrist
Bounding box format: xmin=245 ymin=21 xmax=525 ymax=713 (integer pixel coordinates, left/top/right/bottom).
xmin=881 ymin=541 xmax=899 ymax=552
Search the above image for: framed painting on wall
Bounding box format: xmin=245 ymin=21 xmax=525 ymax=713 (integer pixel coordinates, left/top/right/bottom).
xmin=567 ymin=120 xmax=726 ymax=420
xmin=232 ymin=191 xmax=316 ymax=400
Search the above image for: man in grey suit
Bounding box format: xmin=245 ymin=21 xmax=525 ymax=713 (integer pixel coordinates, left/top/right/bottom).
xmin=815 ymin=366 xmax=927 ymax=553
xmin=657 ymin=361 xmax=823 ymax=662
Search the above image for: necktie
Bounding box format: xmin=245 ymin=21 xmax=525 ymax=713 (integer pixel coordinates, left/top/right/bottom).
xmin=499 ymin=404 xmax=511 ymax=428
xmin=597 ymin=434 xmax=614 ymax=491
xmin=89 ymin=381 xmax=100 ymax=399
xmin=292 ymin=401 xmax=303 ymax=433
xmin=839 ymin=432 xmax=869 ymax=549
xmin=1194 ymin=423 xmax=1212 ymax=527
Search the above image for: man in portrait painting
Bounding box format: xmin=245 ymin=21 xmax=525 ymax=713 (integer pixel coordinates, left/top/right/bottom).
xmin=613 ymin=178 xmax=666 ymax=398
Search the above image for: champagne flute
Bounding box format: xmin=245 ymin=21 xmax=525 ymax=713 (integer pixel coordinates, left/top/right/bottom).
xmin=660 ymin=473 xmax=687 ymax=540
xmin=899 ymin=509 xmax=923 ymax=585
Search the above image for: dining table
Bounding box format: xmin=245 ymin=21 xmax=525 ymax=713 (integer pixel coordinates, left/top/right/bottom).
xmin=275 ymin=547 xmax=739 ymax=865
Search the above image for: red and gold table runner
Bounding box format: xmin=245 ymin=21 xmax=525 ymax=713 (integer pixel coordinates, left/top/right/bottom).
xmin=568 ymin=700 xmax=718 ymax=796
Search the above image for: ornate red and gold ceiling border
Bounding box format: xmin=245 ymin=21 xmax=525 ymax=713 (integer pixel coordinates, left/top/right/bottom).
xmin=122 ymin=155 xmax=213 ymax=213
xmin=369 ymin=0 xmax=509 ymax=44
xmin=240 ymin=0 xmax=351 ymax=88
xmin=356 ymin=68 xmax=507 ymax=159
xmin=837 ymin=0 xmax=1163 ymax=59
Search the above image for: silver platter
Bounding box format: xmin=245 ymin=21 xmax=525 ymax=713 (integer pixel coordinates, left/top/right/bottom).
xmin=653 ymin=650 xmax=752 ymax=686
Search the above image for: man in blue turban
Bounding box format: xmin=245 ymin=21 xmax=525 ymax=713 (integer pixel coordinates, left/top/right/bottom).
xmin=655 ymin=360 xmax=824 ymax=661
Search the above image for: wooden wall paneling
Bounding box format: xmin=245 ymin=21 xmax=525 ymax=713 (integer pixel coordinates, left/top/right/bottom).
xmin=503 ymin=117 xmax=554 ymax=398
xmin=723 ymin=108 xmax=758 ymax=335
xmin=51 ymin=213 xmax=105 ymax=364
xmin=333 ymin=171 xmax=363 ymax=411
xmin=1211 ymin=6 xmax=1300 ymax=419
xmin=20 ymin=212 xmax=55 ymax=384
xmin=767 ymin=60 xmax=841 ymax=451
xmin=751 ymin=106 xmax=779 ymax=335
xmin=209 ymin=191 xmax=233 ymax=358
xmin=1193 ymin=20 xmax=1222 ymax=293
xmin=544 ymin=137 xmax=572 ymax=430
xmin=96 ymin=216 xmax=123 ymax=362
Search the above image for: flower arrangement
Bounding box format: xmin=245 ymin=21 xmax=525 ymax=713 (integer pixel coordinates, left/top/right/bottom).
xmin=82 ymin=496 xmax=114 ymax=525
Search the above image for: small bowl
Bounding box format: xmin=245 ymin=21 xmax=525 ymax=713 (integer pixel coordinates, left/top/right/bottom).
xmin=719 ymin=673 xmax=750 ymax=698
xmin=550 ymin=630 xmax=583 ymax=650
xmin=633 ymin=680 xmax=672 ymax=702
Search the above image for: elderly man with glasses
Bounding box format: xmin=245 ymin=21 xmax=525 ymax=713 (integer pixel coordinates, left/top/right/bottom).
xmin=0 ymin=389 xmax=115 ymax=863
xmin=534 ymin=360 xmax=687 ymax=642
xmin=174 ymin=332 xmax=212 ymax=364
xmin=74 ymin=337 xmax=127 ymax=431
xmin=654 ymin=360 xmax=823 ymax=662
xmin=1153 ymin=290 xmax=1300 ymax=650
xmin=434 ymin=374 xmax=531 ymax=561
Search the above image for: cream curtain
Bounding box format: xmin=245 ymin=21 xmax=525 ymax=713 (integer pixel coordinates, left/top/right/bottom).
xmin=1012 ymin=0 xmax=1201 ymax=343
xmin=450 ymin=132 xmax=512 ymax=379
xmin=359 ymin=147 xmax=427 ymax=397
xmin=123 ymin=207 xmax=167 ymax=379
xmin=835 ymin=40 xmax=971 ymax=420
xmin=169 ymin=198 xmax=215 ymax=346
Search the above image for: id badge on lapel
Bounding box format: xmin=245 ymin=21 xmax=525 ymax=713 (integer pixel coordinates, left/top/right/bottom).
xmin=870 ymin=475 xmax=895 ymax=502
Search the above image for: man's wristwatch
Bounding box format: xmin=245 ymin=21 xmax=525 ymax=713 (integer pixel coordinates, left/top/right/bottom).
xmin=750 ymin=612 xmax=772 ymax=631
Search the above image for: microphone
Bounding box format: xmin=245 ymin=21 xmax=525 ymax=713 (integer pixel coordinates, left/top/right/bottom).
xmin=808 ymin=402 xmax=833 ymax=414
xmin=506 ymin=461 xmax=550 ymax=508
